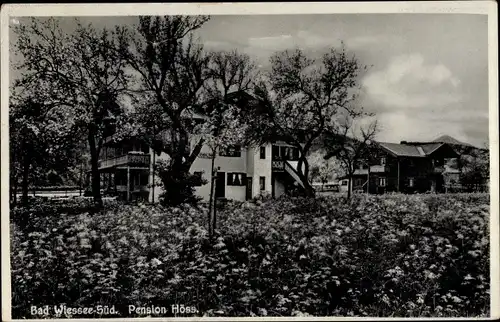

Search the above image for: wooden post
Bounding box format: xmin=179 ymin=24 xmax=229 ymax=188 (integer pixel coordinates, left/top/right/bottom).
xmin=367 ymin=166 xmax=370 ymax=194
xmin=397 ymin=159 xmax=400 ymax=192
xmin=79 ymin=162 xmax=83 ymax=197
xmin=151 ymin=150 xmax=156 ymax=203
xmin=126 ymin=167 xmax=130 ymax=202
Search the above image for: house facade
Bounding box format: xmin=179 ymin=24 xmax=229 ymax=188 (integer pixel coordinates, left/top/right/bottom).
xmin=343 ymin=141 xmax=459 ymax=194
xmin=96 ymin=136 xmax=307 ymax=202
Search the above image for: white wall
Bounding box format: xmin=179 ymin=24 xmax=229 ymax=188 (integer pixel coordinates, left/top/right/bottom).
xmin=225 ymin=186 xmax=246 ymax=201
xmin=246 ymin=146 xmax=255 ymax=176
xmin=149 ymin=140 xmax=274 ymax=202
xmin=251 ymin=144 xmax=272 ymax=197
xmin=190 ymin=144 xmax=248 ymax=201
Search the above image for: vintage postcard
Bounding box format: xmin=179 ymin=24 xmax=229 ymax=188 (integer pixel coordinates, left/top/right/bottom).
xmin=1 ymin=2 xmax=498 ymax=321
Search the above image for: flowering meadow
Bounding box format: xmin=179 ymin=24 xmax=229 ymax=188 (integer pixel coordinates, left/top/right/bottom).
xmin=10 ymin=193 xmax=489 ymax=318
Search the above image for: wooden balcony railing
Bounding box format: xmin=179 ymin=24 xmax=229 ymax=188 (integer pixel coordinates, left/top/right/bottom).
xmin=370 ymin=165 xmax=388 ymax=173
xmin=98 ymin=153 xmax=150 ymax=169
xmin=272 ymin=160 xmax=285 ymax=172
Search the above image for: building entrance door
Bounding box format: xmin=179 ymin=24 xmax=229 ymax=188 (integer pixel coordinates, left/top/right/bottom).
xmin=215 ymin=172 xmax=225 ymax=198
xmin=246 ymin=177 xmax=252 ymax=200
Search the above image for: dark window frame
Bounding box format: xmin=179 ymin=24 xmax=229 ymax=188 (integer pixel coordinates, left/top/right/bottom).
xmin=259 ymin=176 xmax=266 ymax=191
xmin=260 ymin=146 xmax=266 ymax=159
xmin=227 ymin=172 xmax=246 ymax=186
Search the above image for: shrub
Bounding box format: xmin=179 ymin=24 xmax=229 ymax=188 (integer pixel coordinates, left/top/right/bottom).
xmin=10 ymin=193 xmax=490 ymax=318
xmin=155 ymin=160 xmax=208 ymax=207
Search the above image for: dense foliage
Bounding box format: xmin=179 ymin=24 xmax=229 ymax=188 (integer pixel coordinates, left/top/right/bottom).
xmin=11 ymin=194 xmax=489 ymax=318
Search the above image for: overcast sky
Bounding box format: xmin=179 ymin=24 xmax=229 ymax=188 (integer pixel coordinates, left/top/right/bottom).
xmin=10 ymin=14 xmax=489 ymax=147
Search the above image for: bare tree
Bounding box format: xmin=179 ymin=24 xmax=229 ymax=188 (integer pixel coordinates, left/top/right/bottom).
xmin=324 ymin=117 xmax=378 ymax=198
xmin=247 ymin=46 xmax=365 ymax=196
xmin=201 ymin=50 xmax=257 ymax=237
xmin=119 ymin=16 xmax=212 ymax=205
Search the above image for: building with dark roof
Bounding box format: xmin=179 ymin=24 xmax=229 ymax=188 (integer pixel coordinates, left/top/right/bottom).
xmin=341 ymin=140 xmax=459 ymax=194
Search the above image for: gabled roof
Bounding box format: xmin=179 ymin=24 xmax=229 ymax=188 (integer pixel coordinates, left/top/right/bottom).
xmin=420 ymin=143 xmax=444 ymax=155
xmin=377 ymin=142 xmax=457 ymax=158
xmin=378 ymin=142 xmax=426 ymax=157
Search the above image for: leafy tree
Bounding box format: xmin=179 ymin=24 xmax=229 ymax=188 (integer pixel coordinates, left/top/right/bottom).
xmin=119 ymin=16 xmax=211 ymax=206
xmin=9 ymin=93 xmax=80 ymax=205
xmin=308 ymin=150 xmax=342 ymax=185
xmin=13 ymin=17 xmax=131 ymax=207
xmin=459 ymin=148 xmax=489 ymax=192
xmin=246 ymin=46 xmax=365 ymax=196
xmin=324 ymin=117 xmax=378 ymax=198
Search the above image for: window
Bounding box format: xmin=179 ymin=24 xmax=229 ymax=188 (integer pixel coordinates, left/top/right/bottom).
xmin=280 ymin=146 xmax=300 ymax=160
xmin=220 ymin=145 xmax=241 ymax=157
xmin=193 ymin=172 xmax=203 ymax=186
xmin=227 ymin=173 xmax=246 ymax=186
xmin=259 ymin=176 xmax=266 ymax=191
xmin=293 ymin=148 xmax=300 ymax=160
xmin=260 ymin=146 xmax=266 ymax=159
xmin=272 ymin=145 xmax=300 ymax=160
xmin=381 ymin=157 xmax=386 ymax=165
xmin=272 ymin=145 xmax=280 ymax=160
xmin=279 ymin=146 xmax=287 ymax=160
xmin=408 ymin=177 xmax=414 ymax=187
xmin=379 ymin=177 xmax=387 ymax=187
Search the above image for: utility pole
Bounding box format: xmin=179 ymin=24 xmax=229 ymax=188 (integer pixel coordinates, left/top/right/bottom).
xmin=367 ymin=163 xmax=370 ymax=195
xmin=151 ymin=149 xmax=156 ymax=203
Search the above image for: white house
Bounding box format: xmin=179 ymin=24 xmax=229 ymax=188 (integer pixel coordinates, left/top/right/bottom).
xmin=96 ymin=136 xmax=307 ymax=203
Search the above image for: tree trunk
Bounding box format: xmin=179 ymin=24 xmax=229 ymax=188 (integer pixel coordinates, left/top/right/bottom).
xmin=21 ymin=152 xmax=30 ymax=205
xmin=347 ymin=176 xmax=352 ymax=199
xmin=79 ymin=162 xmax=83 ymax=197
xmin=297 ymin=156 xmax=315 ymax=197
xmin=88 ymin=128 xmax=103 ymax=208
xmin=207 ymin=149 xmax=216 ymax=239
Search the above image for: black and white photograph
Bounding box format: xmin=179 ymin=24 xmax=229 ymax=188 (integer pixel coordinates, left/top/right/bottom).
xmin=1 ymin=2 xmax=498 ymax=320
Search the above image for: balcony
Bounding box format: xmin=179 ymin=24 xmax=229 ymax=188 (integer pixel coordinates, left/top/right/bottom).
xmin=370 ymin=165 xmax=388 ymax=173
xmin=272 ymin=160 xmax=285 ymax=172
xmin=98 ymin=152 xmax=151 ymax=170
